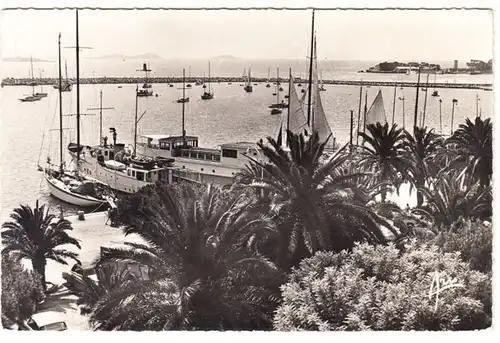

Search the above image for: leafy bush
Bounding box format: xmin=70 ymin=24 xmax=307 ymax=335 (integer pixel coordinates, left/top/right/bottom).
xmin=1 ymin=255 xmax=45 ymax=328
xmin=434 ymin=219 xmax=492 ymax=274
xmin=274 ymin=242 xmax=491 ymax=331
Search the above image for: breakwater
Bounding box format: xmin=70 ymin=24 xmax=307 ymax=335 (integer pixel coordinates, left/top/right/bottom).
xmin=1 ymin=77 xmax=492 ymax=90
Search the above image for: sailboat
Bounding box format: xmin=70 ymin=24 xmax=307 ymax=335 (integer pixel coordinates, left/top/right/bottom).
xmin=244 ymin=68 xmax=253 ymax=92
xmin=270 ymin=68 xmax=283 ymax=115
xmin=269 ymin=68 xmax=288 ymax=113
xmin=68 ymin=12 xmax=172 ymax=195
xmin=186 ymin=67 xmax=192 ymax=88
xmin=35 ymin=69 xmax=48 ymax=98
xmin=364 ymin=90 xmax=388 ymax=127
xmin=53 ymin=61 xmax=72 ymax=92
xmin=299 ymin=11 xmax=335 ymax=150
xmin=319 ymin=70 xmax=326 ymax=91
xmin=266 ymin=67 xmax=271 ymax=88
xmin=42 ymin=26 xmax=111 ymax=207
xmin=19 ymin=57 xmax=42 ymax=102
xmin=431 ymin=70 xmax=439 ymax=97
xmin=201 ymin=62 xmax=214 ymax=100
xmin=274 ymin=69 xmax=311 ymax=148
xmin=137 ymin=63 xmax=153 ymax=97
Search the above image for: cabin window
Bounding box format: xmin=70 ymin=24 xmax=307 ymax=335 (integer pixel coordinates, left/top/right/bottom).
xmin=212 ymin=170 xmax=215 ymax=173
xmin=160 ymin=142 xmax=170 ymax=151
xmin=222 ymin=149 xmax=237 ymax=158
xmin=181 ymin=151 xmax=189 ymax=157
xmin=127 ymin=170 xmax=130 ymax=176
xmin=104 ymin=151 xmax=108 ymax=157
xmin=136 ymin=171 xmax=144 ymax=181
xmin=212 ymin=155 xmax=221 ymax=162
xmin=182 ymin=166 xmax=185 ymax=169
xmin=109 ymin=152 xmax=114 ymax=160
xmin=132 ymin=170 xmax=136 ymax=177
xmin=201 ymin=168 xmax=204 ymax=171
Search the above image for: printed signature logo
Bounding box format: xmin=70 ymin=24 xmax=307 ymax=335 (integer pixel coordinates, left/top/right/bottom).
xmin=428 ymin=271 xmax=464 ymax=311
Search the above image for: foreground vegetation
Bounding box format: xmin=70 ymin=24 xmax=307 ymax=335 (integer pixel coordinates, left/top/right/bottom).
xmin=1 ymin=117 xmax=493 ymax=331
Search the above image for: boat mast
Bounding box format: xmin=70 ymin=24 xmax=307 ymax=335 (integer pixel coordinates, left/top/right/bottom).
xmin=182 ymin=68 xmax=186 ymax=145
xmin=422 ymin=73 xmax=430 ymax=126
xmin=134 ymin=87 xmax=138 ymax=156
xmin=307 ymin=9 xmax=315 ymax=127
xmin=208 ymin=61 xmax=211 ymax=93
xmin=413 ymin=66 xmax=421 ymax=129
xmin=75 ymin=9 xmax=81 ymax=169
xmin=356 ymin=85 xmax=363 ymax=145
xmin=349 ymin=110 xmax=354 ymax=147
xmin=65 ymin=61 xmax=69 ymax=84
xmin=100 ymin=90 xmax=103 ymax=145
xmin=30 ymin=56 xmax=35 ymax=95
xmin=39 ymin=69 xmax=44 ymax=92
xmin=287 ymin=68 xmax=291 ymax=134
xmin=276 ymin=67 xmax=280 ymax=104
xmin=58 ymin=33 xmax=63 ymax=169
xmin=362 ymin=89 xmax=368 ymax=145
xmin=392 ymin=82 xmax=397 ymax=125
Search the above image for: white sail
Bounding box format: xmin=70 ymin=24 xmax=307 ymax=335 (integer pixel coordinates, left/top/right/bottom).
xmin=365 ymin=89 xmax=387 ymax=126
xmin=300 ymin=37 xmax=333 ymax=146
xmin=287 ymin=74 xmax=310 ymax=136
xmin=247 ymin=68 xmax=252 ymax=87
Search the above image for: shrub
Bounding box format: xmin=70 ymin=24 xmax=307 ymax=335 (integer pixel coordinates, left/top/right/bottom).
xmin=274 ymin=242 xmax=491 ymax=331
xmin=434 ymin=219 xmax=492 ymax=274
xmin=1 ymin=255 xmax=45 ymax=328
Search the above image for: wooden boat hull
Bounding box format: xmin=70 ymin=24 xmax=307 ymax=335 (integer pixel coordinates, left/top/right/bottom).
xmin=45 ymin=174 xmax=107 ymax=207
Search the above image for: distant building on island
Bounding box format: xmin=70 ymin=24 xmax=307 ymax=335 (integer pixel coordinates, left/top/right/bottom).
xmin=366 ymin=61 xmax=441 ymax=74
xmin=365 ymin=59 xmax=492 ymax=75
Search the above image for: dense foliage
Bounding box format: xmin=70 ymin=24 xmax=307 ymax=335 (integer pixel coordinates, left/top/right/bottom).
xmin=90 ymin=182 xmax=284 ymax=330
xmin=1 ymin=255 xmax=44 ymax=328
xmin=236 ymin=130 xmax=395 ymax=269
xmin=274 ymin=242 xmax=491 ymax=331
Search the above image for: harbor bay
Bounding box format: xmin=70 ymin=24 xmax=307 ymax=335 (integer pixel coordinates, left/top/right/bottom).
xmin=0 ymin=76 xmax=492 ymax=219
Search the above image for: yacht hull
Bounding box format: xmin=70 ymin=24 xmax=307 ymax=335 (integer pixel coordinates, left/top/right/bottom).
xmin=45 ymin=174 xmax=107 ymax=207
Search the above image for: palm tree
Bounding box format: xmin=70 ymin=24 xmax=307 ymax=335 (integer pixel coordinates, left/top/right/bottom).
xmin=445 ymin=117 xmax=492 ymax=187
xmin=89 ymin=183 xmax=283 ymax=330
xmin=1 ymin=201 xmax=81 ymax=290
xmin=236 ymin=130 xmax=395 ymax=269
xmin=413 ymin=170 xmax=492 ymax=229
xmin=403 ymin=126 xmax=444 ymax=207
xmin=358 ymin=122 xmax=414 ymax=201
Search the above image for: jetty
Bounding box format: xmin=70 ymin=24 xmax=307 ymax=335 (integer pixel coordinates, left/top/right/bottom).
xmin=1 ymin=77 xmax=492 ymax=90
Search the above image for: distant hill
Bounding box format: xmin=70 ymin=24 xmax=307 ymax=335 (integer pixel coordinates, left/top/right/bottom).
xmin=91 ymin=53 xmax=165 ymax=60
xmin=3 ymin=56 xmax=52 ymax=62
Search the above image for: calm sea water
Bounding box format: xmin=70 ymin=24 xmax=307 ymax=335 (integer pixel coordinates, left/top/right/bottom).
xmin=0 ymin=60 xmax=493 ymax=220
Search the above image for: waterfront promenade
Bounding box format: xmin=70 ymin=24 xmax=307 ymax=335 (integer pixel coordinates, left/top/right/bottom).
xmin=1 ymin=76 xmax=492 ymax=90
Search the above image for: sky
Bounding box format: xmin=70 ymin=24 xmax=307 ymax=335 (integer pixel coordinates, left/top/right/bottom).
xmin=0 ymin=9 xmax=494 ymax=62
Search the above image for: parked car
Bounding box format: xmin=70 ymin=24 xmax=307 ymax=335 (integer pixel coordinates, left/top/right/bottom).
xmin=20 ymin=311 xmax=68 ymax=331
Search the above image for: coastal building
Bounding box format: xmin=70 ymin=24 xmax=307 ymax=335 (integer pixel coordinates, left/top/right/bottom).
xmin=454 ymin=60 xmax=459 ymax=70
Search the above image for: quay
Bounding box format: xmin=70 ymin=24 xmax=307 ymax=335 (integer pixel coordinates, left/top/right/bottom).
xmin=1 ymin=77 xmax=493 ymax=90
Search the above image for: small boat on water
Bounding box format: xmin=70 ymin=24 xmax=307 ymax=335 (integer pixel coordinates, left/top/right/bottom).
xmin=244 ymin=68 xmax=253 ymax=92
xmin=20 ymin=57 xmax=43 ymax=102
xmin=136 ymin=63 xmax=154 ymax=97
xmin=270 ymin=68 xmax=284 ymax=115
xmin=118 ymin=85 xmax=123 ymax=88
xmin=201 ymin=62 xmax=214 ymax=100
xmin=20 ymin=95 xmax=42 ymax=102
xmin=35 ymin=69 xmax=48 ymax=97
xmin=53 ymin=60 xmax=72 ymax=92
xmin=177 ymin=97 xmax=190 ymax=103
